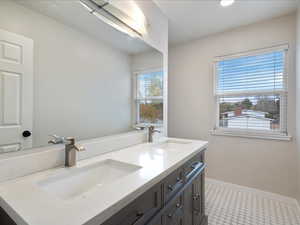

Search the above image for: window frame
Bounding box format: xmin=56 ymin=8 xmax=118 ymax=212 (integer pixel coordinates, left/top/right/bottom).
xmin=212 ymin=44 xmax=291 ymax=140
xmin=133 ymin=68 xmax=164 ymax=127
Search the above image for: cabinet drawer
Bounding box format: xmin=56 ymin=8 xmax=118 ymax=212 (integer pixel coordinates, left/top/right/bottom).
xmin=184 ymin=152 xmax=204 ymax=180
xmin=164 ymin=194 xmax=184 ymax=225
xmin=101 ymin=183 xmax=162 ymax=225
xmin=163 ymin=167 xmax=184 ymax=203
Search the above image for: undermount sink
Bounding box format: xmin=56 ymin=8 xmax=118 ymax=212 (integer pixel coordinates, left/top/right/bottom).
xmin=154 ymin=140 xmax=192 ymax=150
xmin=37 ymin=159 xmax=141 ymax=200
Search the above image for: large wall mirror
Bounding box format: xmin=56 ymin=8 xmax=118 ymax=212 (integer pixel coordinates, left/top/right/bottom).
xmin=0 ymin=0 xmax=164 ymax=154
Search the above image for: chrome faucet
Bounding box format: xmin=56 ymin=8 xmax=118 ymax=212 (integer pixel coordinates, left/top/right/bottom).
xmin=64 ymin=137 xmax=85 ymax=167
xmin=148 ymin=126 xmax=161 ymax=143
xmin=134 ymin=126 xmax=160 ymax=143
xmin=48 ymin=135 xmax=85 ymax=167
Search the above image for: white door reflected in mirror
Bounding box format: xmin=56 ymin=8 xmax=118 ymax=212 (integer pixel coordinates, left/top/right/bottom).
xmin=0 ymin=29 xmax=33 ymax=153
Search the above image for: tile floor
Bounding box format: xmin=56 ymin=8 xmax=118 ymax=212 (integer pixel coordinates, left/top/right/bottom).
xmin=206 ymin=179 xmax=300 ymax=225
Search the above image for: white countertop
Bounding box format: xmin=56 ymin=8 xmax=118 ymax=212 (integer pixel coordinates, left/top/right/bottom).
xmin=0 ymin=138 xmax=208 ymax=225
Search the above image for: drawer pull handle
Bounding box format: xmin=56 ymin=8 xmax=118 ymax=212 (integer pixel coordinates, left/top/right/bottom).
xmin=131 ymin=212 xmax=144 ymax=225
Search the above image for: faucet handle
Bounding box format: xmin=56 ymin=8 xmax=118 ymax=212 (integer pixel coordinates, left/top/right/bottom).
xmin=65 ymin=137 xmax=86 ymax=152
xmin=74 ymin=144 xmax=86 ymax=152
xmin=48 ymin=134 xmax=65 ymax=144
xmin=134 ymin=126 xmax=146 ymax=131
xmin=149 ymin=126 xmax=161 ymax=133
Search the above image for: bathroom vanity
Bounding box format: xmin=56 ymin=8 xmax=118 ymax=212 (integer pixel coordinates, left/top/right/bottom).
xmin=0 ymin=138 xmax=208 ymax=225
xmin=101 ymin=149 xmax=207 ymax=225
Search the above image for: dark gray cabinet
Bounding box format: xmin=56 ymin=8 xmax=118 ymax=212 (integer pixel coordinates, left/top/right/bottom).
xmin=102 ymin=150 xmax=207 ymax=225
xmin=183 ymin=152 xmax=207 ymax=225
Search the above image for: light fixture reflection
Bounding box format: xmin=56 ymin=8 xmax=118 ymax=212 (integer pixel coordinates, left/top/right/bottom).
xmin=93 ymin=11 xmax=139 ymax=38
xmin=220 ymin=0 xmax=235 ymax=7
xmin=79 ymin=0 xmax=143 ymax=38
xmin=79 ymin=1 xmax=93 ymax=12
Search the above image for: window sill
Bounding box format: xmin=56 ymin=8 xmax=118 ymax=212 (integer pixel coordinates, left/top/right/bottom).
xmin=135 ymin=123 xmax=163 ymax=127
xmin=210 ymin=129 xmax=292 ymax=141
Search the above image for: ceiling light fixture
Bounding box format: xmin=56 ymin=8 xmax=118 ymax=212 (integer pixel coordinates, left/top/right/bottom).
xmin=220 ymin=0 xmax=235 ymax=7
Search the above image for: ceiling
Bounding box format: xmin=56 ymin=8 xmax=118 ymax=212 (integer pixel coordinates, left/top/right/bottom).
xmin=154 ymin=0 xmax=298 ymax=45
xmin=15 ymin=0 xmax=152 ymax=54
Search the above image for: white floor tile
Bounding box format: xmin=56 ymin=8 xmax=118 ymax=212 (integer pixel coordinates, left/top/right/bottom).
xmin=206 ymin=179 xmax=300 ymax=225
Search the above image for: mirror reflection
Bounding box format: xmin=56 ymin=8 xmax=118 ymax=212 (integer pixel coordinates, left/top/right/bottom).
xmin=0 ymin=0 xmax=164 ymax=153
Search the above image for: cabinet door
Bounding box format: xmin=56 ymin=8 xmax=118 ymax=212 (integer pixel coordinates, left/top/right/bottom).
xmin=163 ymin=167 xmax=184 ymax=203
xmin=183 ymin=183 xmax=193 ymax=225
xmin=192 ymin=169 xmax=207 ymax=225
xmin=164 ymin=194 xmax=184 ymax=225
xmin=101 ymin=183 xmax=162 ymax=225
xmin=184 ymin=167 xmax=206 ymax=225
xmin=192 ymin=174 xmax=202 ymax=225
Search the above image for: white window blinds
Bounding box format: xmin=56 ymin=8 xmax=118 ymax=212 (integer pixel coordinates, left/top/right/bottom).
xmin=216 ymin=51 xmax=286 ymax=95
xmin=137 ymin=71 xmax=163 ymax=99
xmin=214 ymin=46 xmax=288 ymax=135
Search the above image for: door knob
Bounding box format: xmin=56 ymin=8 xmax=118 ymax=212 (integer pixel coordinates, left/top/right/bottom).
xmin=22 ymin=130 xmax=32 ymax=138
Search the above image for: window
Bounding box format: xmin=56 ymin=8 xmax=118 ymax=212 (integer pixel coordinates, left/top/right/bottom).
xmin=135 ymin=70 xmax=163 ymax=126
xmin=214 ymin=46 xmax=289 ymax=139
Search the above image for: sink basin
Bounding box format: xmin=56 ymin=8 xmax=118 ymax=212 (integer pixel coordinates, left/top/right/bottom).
xmin=154 ymin=140 xmax=192 ymax=150
xmin=37 ymin=159 xmax=141 ymax=200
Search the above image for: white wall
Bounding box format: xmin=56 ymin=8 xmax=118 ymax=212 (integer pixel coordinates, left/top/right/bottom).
xmin=169 ymin=14 xmax=298 ymax=197
xmin=0 ymin=0 xmax=133 ymax=147
xmin=131 ymin=50 xmax=163 ymax=72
